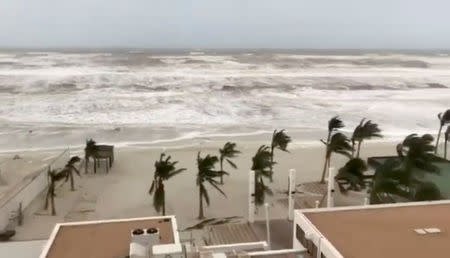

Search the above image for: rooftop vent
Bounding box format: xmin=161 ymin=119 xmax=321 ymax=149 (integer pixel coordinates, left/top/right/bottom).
xmin=424 ymin=228 xmax=441 ymax=234
xmin=414 ymin=228 xmax=441 ymax=235
xmin=129 ymin=228 xmax=160 ymax=258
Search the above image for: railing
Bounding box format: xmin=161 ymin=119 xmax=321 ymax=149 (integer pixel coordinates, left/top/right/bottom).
xmin=0 ymin=148 xmax=71 ymax=231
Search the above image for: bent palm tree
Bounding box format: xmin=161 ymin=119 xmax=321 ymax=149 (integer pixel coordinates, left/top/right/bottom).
xmin=414 ymin=182 xmax=442 ymax=201
xmin=320 ymin=116 xmax=345 ymax=183
xmin=444 ymin=126 xmax=450 ymax=159
xmin=44 ymin=168 xmax=66 ymax=215
xmin=219 ymin=142 xmax=240 ymax=184
xmin=352 ymin=119 xmax=382 ymax=158
xmin=197 ymin=152 xmax=226 ymax=219
xmin=435 ymin=109 xmax=450 ymax=154
xmin=351 ymin=119 xmax=364 ymax=157
xmin=148 ymin=153 xmax=186 ymax=215
xmin=270 ymin=130 xmax=291 ymax=180
xmin=321 ymin=132 xmax=353 ymax=183
xmin=251 ymin=145 xmax=275 ymax=206
xmin=335 ymin=158 xmax=368 ymax=193
xmin=61 ymin=156 xmax=81 ymax=191
xmin=370 ymin=134 xmax=440 ymax=204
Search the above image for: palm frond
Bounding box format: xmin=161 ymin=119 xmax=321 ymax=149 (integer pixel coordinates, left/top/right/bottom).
xmin=219 ymin=142 xmax=240 ymax=158
xmin=328 ymin=133 xmax=353 ymax=157
xmin=271 ymin=129 xmax=291 ymax=152
xmin=208 ymin=179 xmax=227 ymax=197
xmin=226 ymin=159 xmax=237 ymax=169
xmin=351 ymin=119 xmax=365 ymax=142
xmin=438 ymin=109 xmax=450 ymax=125
xmin=328 ymin=116 xmax=345 ymax=132
xmin=149 ymin=180 xmax=156 ymax=195
xmin=251 ymin=145 xmax=274 ymax=176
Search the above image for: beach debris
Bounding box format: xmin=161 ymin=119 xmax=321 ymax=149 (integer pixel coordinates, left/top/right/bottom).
xmin=13 ymin=155 xmax=21 ymax=160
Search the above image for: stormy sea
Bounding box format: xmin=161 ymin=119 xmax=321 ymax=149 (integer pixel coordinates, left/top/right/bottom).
xmin=0 ymin=49 xmax=449 ymax=150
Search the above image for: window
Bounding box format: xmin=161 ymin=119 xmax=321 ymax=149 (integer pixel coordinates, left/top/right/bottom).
xmin=296 ymin=224 xmax=306 ymax=246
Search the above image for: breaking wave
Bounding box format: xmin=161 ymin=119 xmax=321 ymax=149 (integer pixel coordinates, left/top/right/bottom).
xmin=0 ymin=49 xmax=449 ymax=144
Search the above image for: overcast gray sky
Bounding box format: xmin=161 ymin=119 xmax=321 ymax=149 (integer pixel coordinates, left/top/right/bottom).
xmin=1 ymin=0 xmax=450 ymax=49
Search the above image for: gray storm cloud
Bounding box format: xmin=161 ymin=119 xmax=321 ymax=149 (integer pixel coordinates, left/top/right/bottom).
xmin=1 ymin=0 xmax=450 ymax=48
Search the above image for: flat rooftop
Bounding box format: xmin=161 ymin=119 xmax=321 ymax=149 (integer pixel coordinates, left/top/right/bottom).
xmin=302 ymin=202 xmax=450 ymax=258
xmin=41 ymin=216 xmax=177 ymax=258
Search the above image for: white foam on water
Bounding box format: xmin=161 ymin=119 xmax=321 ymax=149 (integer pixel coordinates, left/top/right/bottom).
xmin=0 ymin=50 xmax=449 ymax=148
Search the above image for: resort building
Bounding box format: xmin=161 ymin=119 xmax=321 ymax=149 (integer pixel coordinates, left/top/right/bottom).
xmin=294 ymin=200 xmax=450 ymax=258
xmin=36 ymin=200 xmax=450 ymax=258
xmin=39 ymin=215 xmax=182 ymax=258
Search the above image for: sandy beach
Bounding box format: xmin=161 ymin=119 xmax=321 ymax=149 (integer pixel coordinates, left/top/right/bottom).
xmin=1 ymin=137 xmax=398 ymax=242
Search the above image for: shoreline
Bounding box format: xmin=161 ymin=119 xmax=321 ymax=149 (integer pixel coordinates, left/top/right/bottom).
xmin=0 ymin=128 xmax=420 ymax=154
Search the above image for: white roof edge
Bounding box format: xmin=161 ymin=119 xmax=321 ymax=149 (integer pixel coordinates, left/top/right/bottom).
xmin=39 ymin=223 xmax=61 ymax=258
xmin=294 ymin=200 xmax=450 ymax=258
xmin=38 ymin=215 xmax=178 ymax=258
xmin=296 ymin=199 xmax=450 ymax=214
xmin=296 ymin=212 xmax=344 ymax=258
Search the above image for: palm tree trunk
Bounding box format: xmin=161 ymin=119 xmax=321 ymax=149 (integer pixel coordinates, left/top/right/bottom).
xmin=320 ymin=153 xmax=330 ymax=183
xmin=70 ymin=172 xmax=74 ymax=191
xmin=356 ymin=140 xmax=363 ymax=158
xmin=269 ymin=146 xmax=274 ymax=182
xmin=435 ymin=125 xmax=443 ymax=154
xmin=445 ymin=140 xmax=448 ymax=160
xmin=85 ymin=155 xmax=88 ymax=174
xmin=351 ymin=140 xmax=355 ymax=158
xmin=220 ymin=158 xmax=224 ymax=184
xmin=162 ymin=186 xmax=166 ymax=216
xmin=50 ymin=183 xmax=56 ymax=215
xmin=198 ymin=186 xmax=204 ymax=219
xmin=44 ymin=188 xmax=50 ymax=209
xmin=320 ymin=132 xmax=332 ymax=183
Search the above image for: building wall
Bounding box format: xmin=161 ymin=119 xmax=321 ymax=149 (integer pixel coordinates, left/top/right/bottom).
xmin=0 ymin=149 xmax=71 ymax=231
xmin=293 ymin=210 xmax=344 ymax=258
xmin=0 ymin=167 xmax=48 ymax=230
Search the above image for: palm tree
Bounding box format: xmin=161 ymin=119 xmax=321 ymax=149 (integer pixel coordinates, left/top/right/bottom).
xmin=320 ymin=132 xmax=353 ymax=183
xmin=370 ymin=134 xmax=440 ymax=204
xmin=414 ymin=182 xmax=442 ymax=201
xmin=251 ymin=145 xmax=275 ymax=206
xmin=335 ymin=158 xmax=368 ymax=193
xmin=320 ymin=116 xmax=345 ymax=183
xmin=219 ymin=142 xmax=240 ymax=184
xmin=62 ymin=156 xmax=81 ymax=191
xmin=444 ymin=126 xmax=450 ymax=159
xmin=351 ymin=119 xmax=364 ymax=158
xmin=351 ymin=119 xmax=382 ymax=158
xmin=270 ymin=130 xmax=291 ymax=180
xmin=196 ymin=152 xmax=226 ymax=219
xmin=435 ymin=109 xmax=450 ymax=154
xmin=44 ymin=168 xmax=66 ymax=215
xmin=148 ymin=153 xmax=186 ymax=215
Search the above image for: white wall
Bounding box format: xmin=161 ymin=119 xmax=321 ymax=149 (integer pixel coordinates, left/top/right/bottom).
xmin=293 ymin=210 xmax=344 ymax=258
xmin=0 ymin=167 xmax=48 ymax=231
xmin=0 ymin=149 xmax=70 ymax=231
